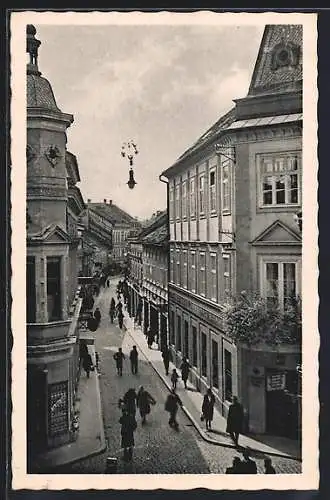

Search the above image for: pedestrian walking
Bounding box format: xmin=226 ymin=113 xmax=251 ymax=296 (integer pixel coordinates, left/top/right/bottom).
xmin=264 ymin=457 xmax=276 ymax=474
xmin=94 ymin=307 xmax=101 ymax=326
xmin=147 ymin=329 xmax=154 ymax=349
xmin=136 ymin=386 xmax=156 ymax=425
xmin=201 ymin=387 xmax=216 ymax=430
xmin=180 ymin=358 xmax=191 ymax=389
xmin=123 ymin=388 xmax=137 ymax=417
xmin=165 ymin=389 xmax=182 ymax=430
xmin=119 ymin=406 xmax=137 ymax=462
xmin=225 ymin=457 xmax=243 ymax=474
xmin=129 ymin=345 xmax=139 ymax=374
xmin=161 ymin=346 xmax=172 ymax=376
xmin=113 ymin=347 xmax=125 ymax=376
xmin=117 ymin=309 xmax=124 ymax=329
xmin=107 ymin=278 xmax=110 ymax=288
xmin=109 ymin=298 xmax=116 ymax=323
xmin=82 ymin=352 xmax=93 ymax=378
xmin=226 ymin=396 xmax=244 ymax=447
xmin=170 ymin=368 xmax=179 ymax=390
xmin=240 ymin=449 xmax=257 ymax=474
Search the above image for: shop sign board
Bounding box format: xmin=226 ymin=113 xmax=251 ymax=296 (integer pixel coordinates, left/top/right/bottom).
xmin=266 ymin=373 xmax=286 ymax=391
xmin=48 ymin=381 xmax=69 ymax=437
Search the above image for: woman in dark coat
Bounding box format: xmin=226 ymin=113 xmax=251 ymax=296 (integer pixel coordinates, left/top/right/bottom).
xmin=201 ymin=388 xmax=216 ymax=430
xmin=136 ymin=386 xmax=156 ymax=425
xmin=119 ymin=407 xmax=137 ymax=461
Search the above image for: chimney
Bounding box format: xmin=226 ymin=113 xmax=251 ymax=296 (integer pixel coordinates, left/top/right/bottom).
xmin=87 ymin=198 xmax=91 ymax=203
xmin=104 ymin=198 xmax=107 ymax=204
xmin=109 ymin=200 xmax=113 ymax=205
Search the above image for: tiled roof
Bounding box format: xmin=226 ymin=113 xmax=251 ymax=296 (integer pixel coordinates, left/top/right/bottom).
xmin=141 ymin=221 xmax=168 ymax=245
xmin=248 ymin=24 xmax=302 ymax=97
xmin=161 ymin=107 xmax=236 ymax=176
xmin=88 ymin=202 xmax=140 ymax=227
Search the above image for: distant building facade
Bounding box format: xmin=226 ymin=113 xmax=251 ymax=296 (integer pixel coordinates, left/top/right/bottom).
xmin=161 ymin=25 xmax=302 ymax=439
xmin=86 ymin=199 xmax=141 ymax=271
xmin=127 ymin=211 xmax=169 ymax=351
xmin=26 ymin=25 xmax=85 ymax=469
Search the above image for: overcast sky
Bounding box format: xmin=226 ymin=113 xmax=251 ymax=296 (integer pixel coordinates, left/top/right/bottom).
xmin=34 ymin=23 xmax=265 ymax=220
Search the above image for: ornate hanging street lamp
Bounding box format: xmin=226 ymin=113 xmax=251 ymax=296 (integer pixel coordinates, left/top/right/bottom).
xmin=121 ymin=140 xmax=138 ymax=189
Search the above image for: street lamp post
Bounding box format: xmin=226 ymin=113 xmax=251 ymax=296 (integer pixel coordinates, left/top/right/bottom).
xmin=121 ymin=140 xmax=138 ymax=189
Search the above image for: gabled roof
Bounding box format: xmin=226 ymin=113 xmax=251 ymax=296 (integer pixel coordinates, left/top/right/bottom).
xmin=88 ymin=202 xmax=140 ymax=227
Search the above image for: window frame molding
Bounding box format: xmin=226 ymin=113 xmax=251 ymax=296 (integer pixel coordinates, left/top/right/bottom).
xmin=257 ymin=151 xmax=301 ymax=209
xmin=259 ymin=254 xmax=301 ymax=310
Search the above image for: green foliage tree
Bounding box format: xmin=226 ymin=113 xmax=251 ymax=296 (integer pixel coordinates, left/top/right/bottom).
xmin=223 ymin=291 xmax=302 ymax=347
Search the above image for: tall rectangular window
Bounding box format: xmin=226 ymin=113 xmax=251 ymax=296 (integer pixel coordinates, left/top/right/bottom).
xmin=190 ymin=251 xmax=196 ymax=293
xmin=264 ymin=261 xmax=297 ymax=309
xmin=170 ymin=248 xmax=174 ymax=283
xmin=175 ymin=184 xmax=181 ymax=220
xmin=259 ymin=153 xmax=300 ymax=207
xmin=199 ymin=175 xmax=205 ymax=214
xmin=176 ymin=249 xmax=181 ymax=286
xmin=210 ymin=253 xmax=217 ymax=301
xmin=190 ymin=177 xmax=196 ymax=217
xmin=224 ymin=349 xmax=232 ymax=401
xmin=222 ymin=164 xmax=231 ymax=212
xmin=182 ymin=181 xmax=187 ymax=218
xmin=212 ymin=339 xmax=219 ymax=389
xmin=184 ymin=320 xmax=189 ymax=358
xmin=223 ymin=254 xmax=231 ymax=295
xmin=192 ymin=326 xmax=197 ymax=367
xmin=209 ymin=169 xmax=216 ymax=213
xmin=176 ymin=315 xmax=182 ymax=352
xmin=47 ymin=257 xmax=62 ymax=321
xmin=199 ymin=252 xmax=206 ymax=296
xmin=27 ymin=256 xmax=36 ymax=323
xmin=201 ymin=332 xmax=207 ymax=377
xmin=170 ymin=310 xmax=175 ymax=345
xmin=182 ymin=250 xmax=188 ymax=289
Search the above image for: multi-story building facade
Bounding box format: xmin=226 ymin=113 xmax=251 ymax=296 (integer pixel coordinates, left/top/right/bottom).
xmin=161 ymin=24 xmax=302 ymax=439
xmin=80 ymin=201 xmax=114 ymax=274
xmin=26 ymin=25 xmax=85 ymax=470
xmin=86 ymin=199 xmax=141 ymax=271
xmin=127 ymin=210 xmax=169 ymax=350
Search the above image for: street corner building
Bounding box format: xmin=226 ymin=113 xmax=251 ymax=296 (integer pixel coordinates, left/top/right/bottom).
xmin=160 ymin=25 xmax=302 ymax=442
xmin=26 ymin=25 xmax=87 ymax=471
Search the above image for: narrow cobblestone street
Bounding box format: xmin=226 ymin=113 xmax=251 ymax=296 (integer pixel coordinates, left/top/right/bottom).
xmin=52 ymin=279 xmax=302 ymax=474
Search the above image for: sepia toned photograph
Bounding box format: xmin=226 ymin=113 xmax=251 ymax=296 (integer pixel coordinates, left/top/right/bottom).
xmin=10 ymin=10 xmax=318 ymax=491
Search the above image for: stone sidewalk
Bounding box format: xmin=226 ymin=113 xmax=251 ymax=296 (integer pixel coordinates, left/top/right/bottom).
xmin=32 ymin=343 xmax=106 ymax=471
xmin=123 ymin=314 xmax=302 ymax=462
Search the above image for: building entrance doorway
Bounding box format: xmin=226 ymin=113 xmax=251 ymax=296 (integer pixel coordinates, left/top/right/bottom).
xmin=265 ymin=369 xmax=299 ymax=439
